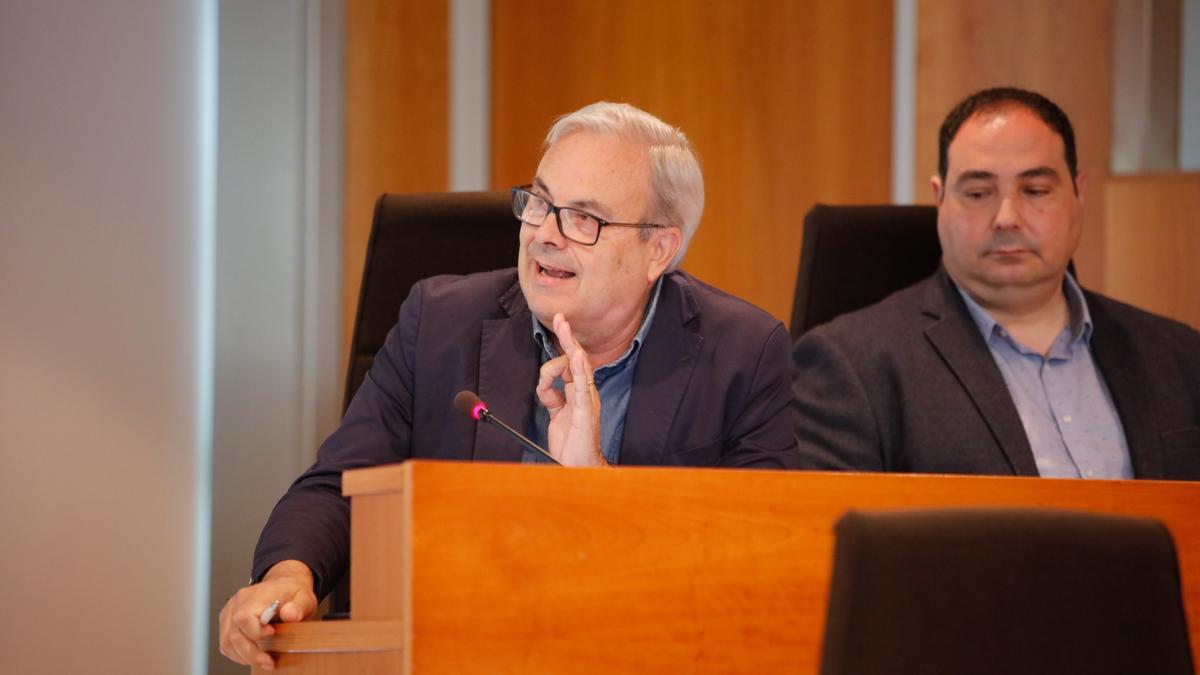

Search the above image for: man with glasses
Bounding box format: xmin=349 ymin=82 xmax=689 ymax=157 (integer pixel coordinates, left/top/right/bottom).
xmin=219 ymin=101 xmax=797 ymax=669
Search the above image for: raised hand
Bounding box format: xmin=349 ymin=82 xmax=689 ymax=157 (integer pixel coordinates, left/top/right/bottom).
xmin=535 ymin=313 xmax=606 ymax=466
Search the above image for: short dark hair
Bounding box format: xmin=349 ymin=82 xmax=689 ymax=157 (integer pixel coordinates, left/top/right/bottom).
xmin=937 ymin=87 xmax=1078 ymax=183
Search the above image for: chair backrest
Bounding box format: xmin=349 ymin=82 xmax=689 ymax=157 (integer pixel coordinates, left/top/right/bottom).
xmin=819 ymin=508 xmax=1195 ymax=675
xmin=343 ymin=191 xmax=518 ymax=412
xmin=328 ymin=191 xmax=517 ymax=617
xmin=790 ymin=204 xmax=940 ymax=340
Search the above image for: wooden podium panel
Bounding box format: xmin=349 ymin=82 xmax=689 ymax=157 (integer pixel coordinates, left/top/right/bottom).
xmin=262 ymin=462 xmax=1200 ymax=674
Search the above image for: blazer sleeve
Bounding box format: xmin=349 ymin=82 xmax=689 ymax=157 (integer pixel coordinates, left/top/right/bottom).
xmin=718 ymin=323 xmax=801 ymax=469
xmin=791 ymin=328 xmax=886 ymax=471
xmin=249 ymin=281 xmax=425 ymax=599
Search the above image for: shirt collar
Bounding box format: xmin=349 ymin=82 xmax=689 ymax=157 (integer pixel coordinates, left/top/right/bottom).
xmin=531 ymin=275 xmax=665 ymax=371
xmin=1062 ymin=272 xmax=1093 ymax=343
xmin=957 ymin=272 xmax=1093 ymax=346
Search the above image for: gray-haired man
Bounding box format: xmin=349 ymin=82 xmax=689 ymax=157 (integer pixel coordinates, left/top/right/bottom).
xmin=220 ymin=101 xmax=797 ymax=669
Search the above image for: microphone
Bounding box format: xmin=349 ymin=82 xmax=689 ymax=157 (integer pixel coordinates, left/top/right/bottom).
xmin=453 ymin=390 xmax=561 ymax=465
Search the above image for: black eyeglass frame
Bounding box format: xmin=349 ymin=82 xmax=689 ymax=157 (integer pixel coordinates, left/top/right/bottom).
xmin=510 ymin=185 xmax=667 ymax=246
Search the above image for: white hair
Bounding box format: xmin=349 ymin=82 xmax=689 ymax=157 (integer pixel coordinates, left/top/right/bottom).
xmin=543 ymin=101 xmax=704 ymax=270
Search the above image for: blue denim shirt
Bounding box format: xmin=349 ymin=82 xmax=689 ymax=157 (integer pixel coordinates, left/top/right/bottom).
xmin=958 ymin=275 xmax=1132 ymax=478
xmin=526 ymin=276 xmax=664 ymax=465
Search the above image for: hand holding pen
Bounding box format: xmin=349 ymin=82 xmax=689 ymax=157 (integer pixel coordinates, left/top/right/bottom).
xmin=259 ymin=599 xmax=281 ymax=625
xmin=218 ymin=560 xmax=317 ymax=671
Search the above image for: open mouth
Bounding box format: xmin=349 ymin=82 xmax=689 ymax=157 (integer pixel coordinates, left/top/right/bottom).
xmin=538 ymin=262 xmax=576 ymax=279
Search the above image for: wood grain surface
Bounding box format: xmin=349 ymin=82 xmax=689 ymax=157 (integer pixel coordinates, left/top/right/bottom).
xmin=342 ymin=0 xmax=449 ymax=361
xmin=490 ymin=0 xmax=893 ymax=323
xmin=915 ymin=0 xmax=1113 ymax=289
xmin=1105 ymin=172 xmax=1200 ymax=330
xmin=337 ymin=461 xmax=1200 ymax=674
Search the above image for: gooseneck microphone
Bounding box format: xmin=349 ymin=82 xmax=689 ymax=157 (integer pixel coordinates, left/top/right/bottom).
xmin=453 ymin=390 xmax=561 ymax=465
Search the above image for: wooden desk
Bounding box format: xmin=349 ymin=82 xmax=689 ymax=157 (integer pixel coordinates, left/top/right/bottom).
xmin=260 ymin=461 xmax=1200 ymax=673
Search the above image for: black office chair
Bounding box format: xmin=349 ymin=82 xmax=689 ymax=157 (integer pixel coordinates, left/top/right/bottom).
xmin=330 ymin=191 xmax=517 ymax=617
xmin=819 ymin=508 xmax=1195 ymax=675
xmin=343 ymin=191 xmax=518 ymax=410
xmin=790 ymin=204 xmax=940 ymax=340
xmin=790 ymin=203 xmax=1078 ymax=340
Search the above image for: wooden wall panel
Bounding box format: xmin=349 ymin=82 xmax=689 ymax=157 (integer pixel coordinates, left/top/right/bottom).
xmin=491 ymin=0 xmax=893 ymax=323
xmin=915 ymin=0 xmax=1113 ymax=290
xmin=342 ymin=0 xmax=449 ymax=362
xmin=1104 ymin=172 xmax=1200 ymax=330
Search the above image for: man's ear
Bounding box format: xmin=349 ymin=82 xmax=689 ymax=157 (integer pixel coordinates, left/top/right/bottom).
xmin=1073 ymin=170 xmax=1087 ymax=206
xmin=648 ymin=226 xmax=683 ymax=280
xmin=931 ymin=174 xmax=944 ymax=204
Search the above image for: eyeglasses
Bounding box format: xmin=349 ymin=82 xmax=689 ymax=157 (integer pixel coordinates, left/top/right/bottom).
xmin=510 ymin=185 xmax=666 ymax=246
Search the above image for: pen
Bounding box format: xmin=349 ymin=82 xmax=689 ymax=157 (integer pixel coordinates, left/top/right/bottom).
xmin=259 ymin=600 xmax=281 ymax=626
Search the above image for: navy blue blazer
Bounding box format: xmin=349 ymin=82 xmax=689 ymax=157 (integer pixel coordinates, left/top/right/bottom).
xmin=254 ymin=268 xmax=797 ymax=596
xmin=792 ymin=267 xmax=1200 ymax=480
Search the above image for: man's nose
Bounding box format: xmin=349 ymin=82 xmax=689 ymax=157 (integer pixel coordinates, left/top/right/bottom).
xmin=532 ymin=210 xmax=568 ymax=247
xmin=993 ymin=196 xmax=1021 ymax=229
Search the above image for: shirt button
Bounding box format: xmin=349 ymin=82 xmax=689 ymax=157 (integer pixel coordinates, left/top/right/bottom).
xmin=1062 ymin=415 xmax=1072 ymax=423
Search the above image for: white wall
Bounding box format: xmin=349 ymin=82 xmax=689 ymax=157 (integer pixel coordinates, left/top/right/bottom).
xmin=0 ymin=2 xmax=343 ymax=673
xmin=0 ymin=1 xmax=216 ymax=672
xmin=1182 ymin=0 xmax=1200 ymax=168
xmin=450 ymin=0 xmax=491 ymax=190
xmin=208 ymin=1 xmax=342 ymax=673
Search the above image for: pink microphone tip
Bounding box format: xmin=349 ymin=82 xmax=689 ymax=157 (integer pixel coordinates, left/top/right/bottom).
xmin=453 ymin=390 xmax=488 ymax=420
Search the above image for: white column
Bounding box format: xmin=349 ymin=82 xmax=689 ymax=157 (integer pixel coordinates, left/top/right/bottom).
xmin=892 ymin=0 xmax=917 ymax=204
xmin=1181 ymin=0 xmax=1200 ymax=168
xmin=450 ymin=0 xmax=492 ymax=190
xmin=0 ymin=1 xmax=217 ymax=672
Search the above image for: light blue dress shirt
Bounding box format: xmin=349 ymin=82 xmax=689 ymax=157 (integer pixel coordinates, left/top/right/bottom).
xmin=958 ymin=275 xmax=1132 ymax=478
xmin=526 ymin=276 xmax=664 ymax=465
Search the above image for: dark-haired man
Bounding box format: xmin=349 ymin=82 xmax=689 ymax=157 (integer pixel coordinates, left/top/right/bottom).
xmin=792 ymin=87 xmax=1200 ymax=479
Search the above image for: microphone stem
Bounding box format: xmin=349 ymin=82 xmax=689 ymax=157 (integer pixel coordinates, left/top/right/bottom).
xmin=480 ymin=410 xmax=561 ymax=465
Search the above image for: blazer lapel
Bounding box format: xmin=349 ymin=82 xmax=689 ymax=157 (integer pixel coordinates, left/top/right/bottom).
xmin=1086 ymin=295 xmax=1163 ymax=478
xmin=474 ymin=280 xmax=540 ymax=462
xmin=621 ymin=273 xmax=703 ymax=465
xmin=921 ymin=270 xmax=1040 ymax=476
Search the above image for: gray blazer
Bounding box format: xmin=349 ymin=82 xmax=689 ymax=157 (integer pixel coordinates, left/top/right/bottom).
xmin=792 ymin=267 xmax=1200 ymax=479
